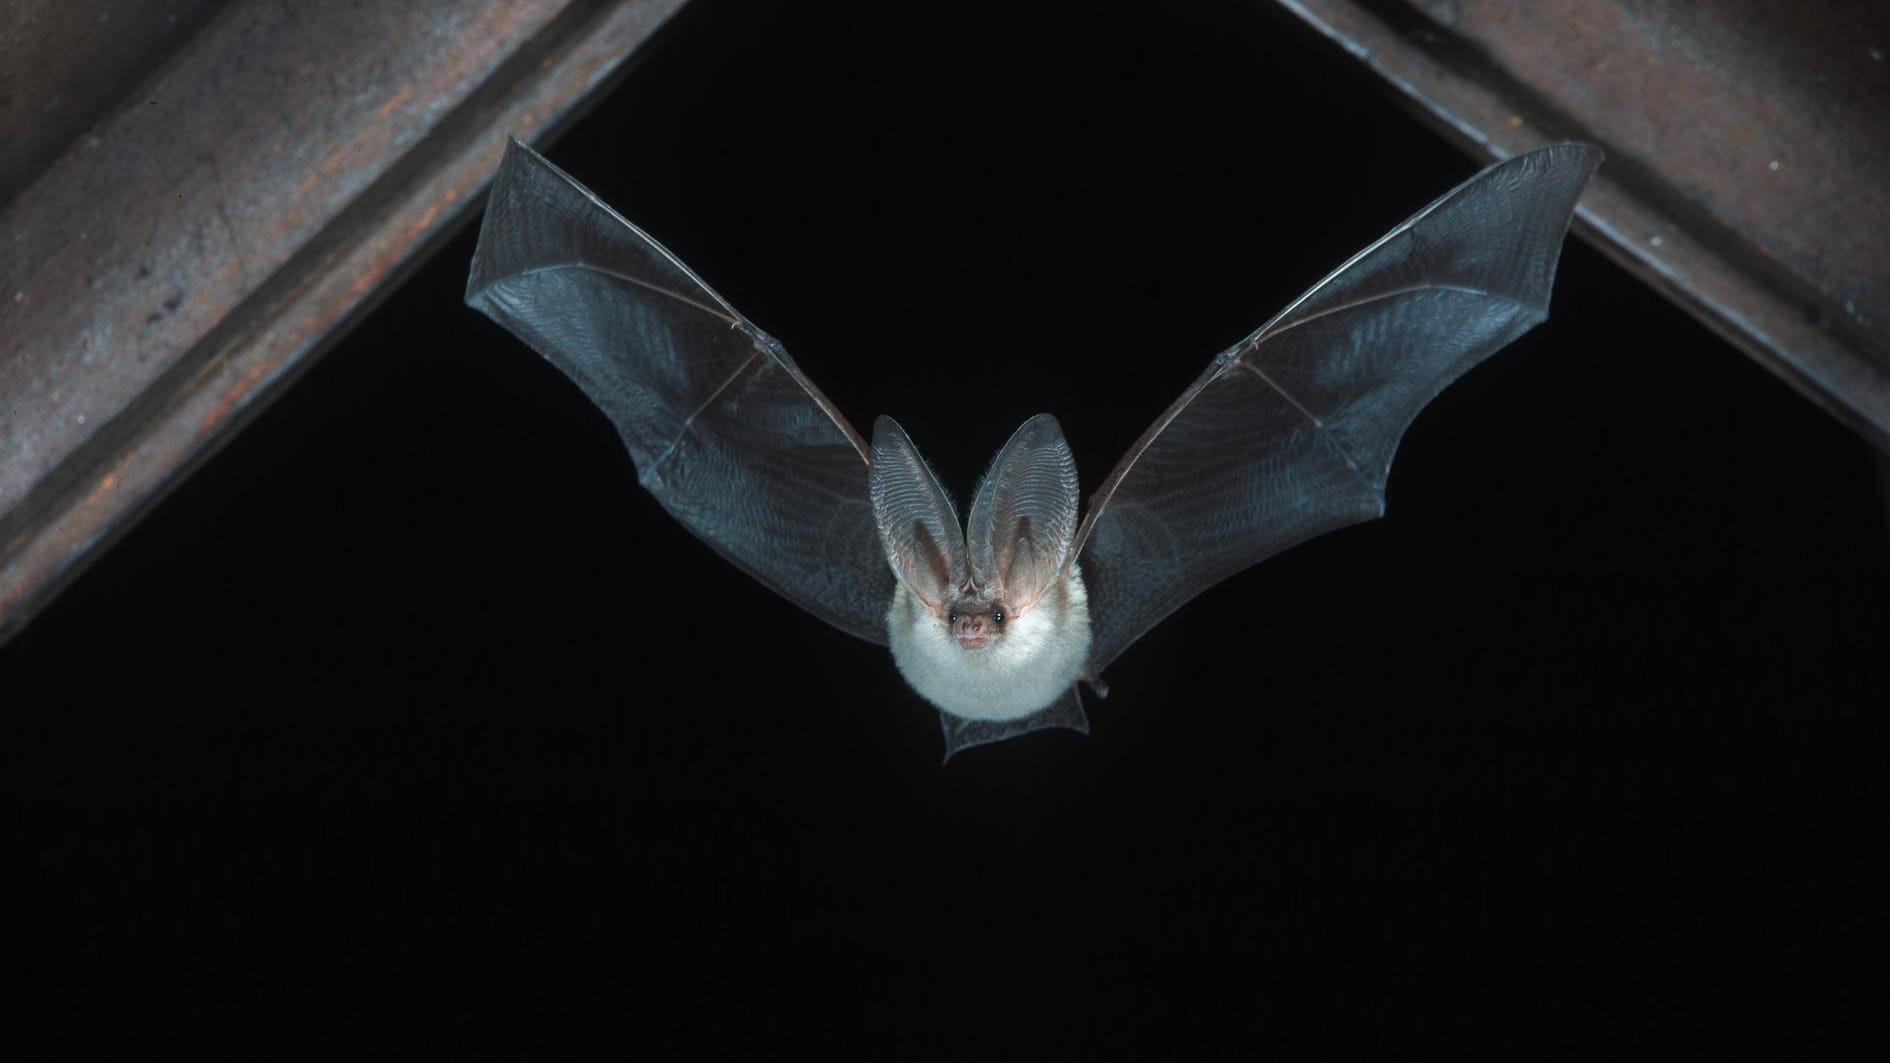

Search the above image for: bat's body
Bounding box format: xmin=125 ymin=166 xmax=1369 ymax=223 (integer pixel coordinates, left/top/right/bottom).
xmin=885 ymin=564 xmax=1091 ymax=724
xmin=466 ymin=138 xmax=1600 ymax=758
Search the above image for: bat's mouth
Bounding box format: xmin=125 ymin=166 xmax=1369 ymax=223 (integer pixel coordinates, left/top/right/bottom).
xmin=957 ymin=635 xmax=990 ymax=651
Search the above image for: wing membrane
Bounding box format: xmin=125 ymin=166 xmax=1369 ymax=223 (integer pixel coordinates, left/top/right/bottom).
xmin=467 ymin=139 xmax=893 ymax=644
xmin=1076 ymin=144 xmax=1601 ymax=676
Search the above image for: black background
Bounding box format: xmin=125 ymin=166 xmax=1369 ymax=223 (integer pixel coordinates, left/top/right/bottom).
xmin=6 ymin=0 xmax=1887 ymax=1052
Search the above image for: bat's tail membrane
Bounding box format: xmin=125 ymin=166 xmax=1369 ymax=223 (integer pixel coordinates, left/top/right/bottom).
xmin=938 ymin=686 xmax=1088 ymax=763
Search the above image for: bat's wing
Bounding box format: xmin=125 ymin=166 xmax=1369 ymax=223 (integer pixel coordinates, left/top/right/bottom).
xmin=466 ymin=139 xmax=893 ymax=644
xmin=1074 ymin=143 xmax=1600 ymax=679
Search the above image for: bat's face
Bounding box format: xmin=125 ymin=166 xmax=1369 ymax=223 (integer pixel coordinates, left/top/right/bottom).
xmin=930 ymin=577 xmax=1090 ymax=668
xmin=929 ymin=585 xmax=1051 ymax=660
xmin=947 ymin=602 xmax=1004 ymax=651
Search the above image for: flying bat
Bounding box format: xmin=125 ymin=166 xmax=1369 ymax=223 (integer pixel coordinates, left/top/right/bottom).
xmin=465 ymin=138 xmax=1600 ymax=758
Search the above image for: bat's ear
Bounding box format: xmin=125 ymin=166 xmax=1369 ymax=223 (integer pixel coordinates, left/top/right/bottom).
xmin=869 ymin=416 xmax=969 ymax=612
xmin=967 ymin=414 xmax=1079 ymax=613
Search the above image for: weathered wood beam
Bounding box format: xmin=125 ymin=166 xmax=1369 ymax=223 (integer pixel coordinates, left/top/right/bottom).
xmin=1 ymin=0 xmax=690 ymax=641
xmin=1277 ymin=0 xmax=1890 ymax=453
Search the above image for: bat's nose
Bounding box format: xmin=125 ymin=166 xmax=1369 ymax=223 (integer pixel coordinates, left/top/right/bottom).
xmin=952 ymin=613 xmax=993 ymax=649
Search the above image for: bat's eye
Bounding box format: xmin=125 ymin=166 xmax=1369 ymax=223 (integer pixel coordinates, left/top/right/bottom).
xmin=948 ymin=611 xmax=958 ymax=624
xmin=993 ymin=611 xmax=1005 ymax=624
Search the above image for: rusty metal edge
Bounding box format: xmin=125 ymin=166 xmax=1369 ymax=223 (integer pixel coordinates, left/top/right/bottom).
xmin=1272 ymin=0 xmax=1890 ymax=457
xmin=0 ymin=0 xmax=690 ymax=646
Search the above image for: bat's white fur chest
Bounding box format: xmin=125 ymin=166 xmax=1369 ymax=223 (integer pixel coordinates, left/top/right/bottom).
xmin=886 ymin=567 xmax=1093 ymax=721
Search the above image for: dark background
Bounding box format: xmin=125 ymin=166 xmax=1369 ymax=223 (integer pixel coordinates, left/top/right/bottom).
xmin=6 ymin=0 xmax=1887 ymax=1052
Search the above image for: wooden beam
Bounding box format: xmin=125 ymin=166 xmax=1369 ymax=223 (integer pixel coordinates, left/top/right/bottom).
xmin=1 ymin=0 xmax=690 ymax=641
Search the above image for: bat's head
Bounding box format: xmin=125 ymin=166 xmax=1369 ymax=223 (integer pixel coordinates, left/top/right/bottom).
xmin=871 ymin=414 xmax=1095 ymax=722
xmin=868 ymin=413 xmax=1082 ymax=656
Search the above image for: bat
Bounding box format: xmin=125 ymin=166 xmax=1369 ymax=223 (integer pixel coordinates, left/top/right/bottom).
xmin=465 ymin=138 xmax=1600 ymax=759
